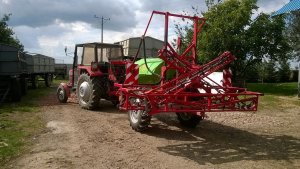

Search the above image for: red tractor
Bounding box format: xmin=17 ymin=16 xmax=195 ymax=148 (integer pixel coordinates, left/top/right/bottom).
xmin=57 ymin=11 xmax=262 ymax=132
xmin=57 ymin=43 xmax=127 ymax=109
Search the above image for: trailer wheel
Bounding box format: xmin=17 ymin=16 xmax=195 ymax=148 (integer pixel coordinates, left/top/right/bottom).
xmin=20 ymin=78 xmax=28 ymax=95
xmin=11 ymin=78 xmax=22 ymax=102
xmin=45 ymin=74 xmax=52 ymax=87
xmin=77 ymin=73 xmax=101 ymax=110
xmin=57 ymin=84 xmax=68 ymax=103
xmin=128 ymin=110 xmax=151 ymax=132
xmin=176 ymin=113 xmax=202 ymax=128
xmin=31 ymin=75 xmax=38 ymax=89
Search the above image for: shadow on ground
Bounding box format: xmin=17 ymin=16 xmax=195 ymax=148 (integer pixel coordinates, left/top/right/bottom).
xmin=145 ymin=114 xmax=300 ymax=165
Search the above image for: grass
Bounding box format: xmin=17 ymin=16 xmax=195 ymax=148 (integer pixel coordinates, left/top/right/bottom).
xmin=247 ymin=82 xmax=299 ymax=109
xmin=247 ymin=82 xmax=298 ymax=96
xmin=0 ymin=82 xmax=57 ymax=165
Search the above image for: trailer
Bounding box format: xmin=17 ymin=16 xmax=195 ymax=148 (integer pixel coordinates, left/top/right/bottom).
xmin=25 ymin=54 xmax=55 ymax=88
xmin=0 ymin=44 xmax=27 ymax=103
xmin=54 ymin=63 xmax=67 ymax=79
xmin=0 ymin=44 xmax=55 ymax=103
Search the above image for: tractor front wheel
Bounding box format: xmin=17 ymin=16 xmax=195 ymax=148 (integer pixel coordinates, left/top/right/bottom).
xmin=128 ymin=110 xmax=151 ymax=132
xmin=176 ymin=113 xmax=202 ymax=128
xmin=77 ymin=73 xmax=101 ymax=110
xmin=57 ymin=84 xmax=68 ymax=103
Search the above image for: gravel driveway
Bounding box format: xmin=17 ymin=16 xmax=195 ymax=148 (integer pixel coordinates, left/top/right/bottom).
xmin=6 ymin=90 xmax=300 ymax=169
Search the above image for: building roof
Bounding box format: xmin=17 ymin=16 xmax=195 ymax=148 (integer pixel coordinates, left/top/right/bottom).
xmin=75 ymin=42 xmax=122 ymax=48
xmin=115 ymin=36 xmax=163 ymax=43
xmin=272 ymin=0 xmax=300 ymax=17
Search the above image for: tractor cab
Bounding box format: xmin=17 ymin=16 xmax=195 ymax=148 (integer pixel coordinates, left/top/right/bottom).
xmin=71 ymin=43 xmax=126 ymax=86
xmin=75 ymin=43 xmax=123 ymax=70
xmin=75 ymin=43 xmax=124 ymax=64
xmin=57 ymin=42 xmax=127 ymax=108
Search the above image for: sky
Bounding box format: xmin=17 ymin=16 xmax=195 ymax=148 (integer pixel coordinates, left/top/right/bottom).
xmin=0 ymin=0 xmax=290 ymax=64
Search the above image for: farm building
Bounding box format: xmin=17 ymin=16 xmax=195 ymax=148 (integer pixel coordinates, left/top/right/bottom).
xmin=115 ymin=36 xmax=163 ymax=58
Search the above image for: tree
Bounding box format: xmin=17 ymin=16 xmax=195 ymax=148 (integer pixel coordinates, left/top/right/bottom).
xmin=205 ymin=0 xmax=223 ymax=9
xmin=278 ymin=58 xmax=291 ymax=82
xmin=265 ymin=59 xmax=278 ymax=82
xmin=253 ymin=60 xmax=278 ymax=83
xmin=286 ymin=11 xmax=300 ymax=61
xmin=180 ymin=0 xmax=290 ymax=83
xmin=0 ymin=14 xmax=23 ymax=51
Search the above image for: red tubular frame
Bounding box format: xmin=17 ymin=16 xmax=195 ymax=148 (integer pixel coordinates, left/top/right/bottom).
xmin=115 ymin=11 xmax=262 ymax=116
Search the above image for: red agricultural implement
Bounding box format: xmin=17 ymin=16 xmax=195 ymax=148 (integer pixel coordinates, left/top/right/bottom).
xmin=57 ymin=11 xmax=262 ymax=132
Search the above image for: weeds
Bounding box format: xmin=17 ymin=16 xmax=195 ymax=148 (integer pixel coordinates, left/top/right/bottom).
xmin=0 ymin=85 xmax=55 ymax=165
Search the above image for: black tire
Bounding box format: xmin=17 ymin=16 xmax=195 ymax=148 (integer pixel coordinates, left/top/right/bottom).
xmin=111 ymin=100 xmax=119 ymax=107
xmin=32 ymin=75 xmax=38 ymax=89
xmin=76 ymin=73 xmax=101 ymax=110
xmin=128 ymin=110 xmax=151 ymax=132
xmin=11 ymin=78 xmax=22 ymax=102
xmin=45 ymin=74 xmax=52 ymax=87
xmin=98 ymin=77 xmax=108 ymax=99
xmin=176 ymin=113 xmax=202 ymax=128
xmin=57 ymin=84 xmax=68 ymax=103
xmin=20 ymin=77 xmax=28 ymax=95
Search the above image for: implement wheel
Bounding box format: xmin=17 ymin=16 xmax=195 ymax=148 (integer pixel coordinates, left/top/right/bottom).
xmin=77 ymin=73 xmax=101 ymax=110
xmin=176 ymin=113 xmax=202 ymax=128
xmin=128 ymin=110 xmax=151 ymax=132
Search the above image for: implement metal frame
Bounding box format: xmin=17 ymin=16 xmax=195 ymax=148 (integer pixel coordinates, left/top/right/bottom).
xmin=115 ymin=11 xmax=262 ymax=116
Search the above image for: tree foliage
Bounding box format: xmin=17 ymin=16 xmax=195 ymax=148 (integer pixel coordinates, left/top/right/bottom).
xmin=0 ymin=14 xmax=23 ymax=51
xmin=204 ymin=0 xmax=223 ymax=9
xmin=286 ymin=11 xmax=300 ymax=61
xmin=277 ymin=58 xmax=291 ymax=82
xmin=179 ymin=0 xmax=291 ymax=82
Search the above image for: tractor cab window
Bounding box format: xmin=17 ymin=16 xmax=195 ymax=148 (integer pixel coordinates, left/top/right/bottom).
xmin=97 ymin=47 xmax=123 ymax=62
xmin=76 ymin=46 xmax=83 ymax=66
xmin=82 ymin=46 xmax=95 ymax=65
xmin=109 ymin=47 xmax=123 ymax=60
xmin=97 ymin=48 xmax=109 ymax=62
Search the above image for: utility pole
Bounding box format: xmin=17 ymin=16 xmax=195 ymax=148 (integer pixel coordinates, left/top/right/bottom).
xmin=94 ymin=15 xmax=110 ymax=43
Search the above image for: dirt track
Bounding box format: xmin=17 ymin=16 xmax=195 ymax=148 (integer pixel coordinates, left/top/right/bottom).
xmin=6 ymin=89 xmax=300 ymax=169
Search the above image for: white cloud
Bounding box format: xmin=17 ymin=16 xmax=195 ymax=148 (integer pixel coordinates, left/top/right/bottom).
xmin=1 ymin=0 xmax=293 ymax=64
xmin=257 ymin=0 xmax=289 ymax=14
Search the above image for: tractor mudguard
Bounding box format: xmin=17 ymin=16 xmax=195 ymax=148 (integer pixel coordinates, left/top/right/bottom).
xmin=59 ymin=83 xmax=71 ymax=97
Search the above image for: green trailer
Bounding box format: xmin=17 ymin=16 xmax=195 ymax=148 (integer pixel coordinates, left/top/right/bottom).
xmin=25 ymin=54 xmax=55 ymax=88
xmin=0 ymin=44 xmax=55 ymax=103
xmin=0 ymin=44 xmax=27 ymax=103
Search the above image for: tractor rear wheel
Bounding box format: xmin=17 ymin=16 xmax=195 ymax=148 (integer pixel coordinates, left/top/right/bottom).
xmin=128 ymin=110 xmax=151 ymax=132
xmin=77 ymin=73 xmax=101 ymax=110
xmin=176 ymin=113 xmax=202 ymax=128
xmin=57 ymin=84 xmax=68 ymax=103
